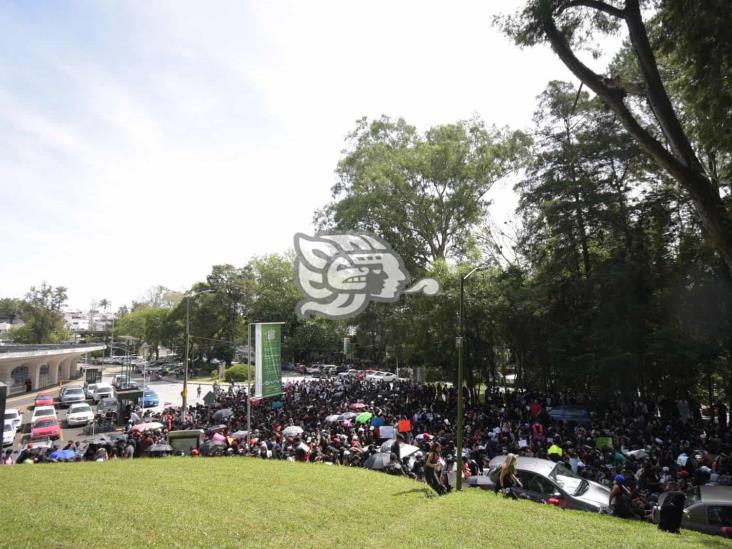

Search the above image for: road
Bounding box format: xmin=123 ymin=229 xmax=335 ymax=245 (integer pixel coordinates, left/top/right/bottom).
xmin=2 ymin=365 xmax=211 ymax=455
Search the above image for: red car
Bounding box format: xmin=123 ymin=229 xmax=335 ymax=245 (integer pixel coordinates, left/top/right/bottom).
xmin=31 ymin=417 xmax=61 ymax=440
xmin=35 ymin=393 xmax=54 ymax=407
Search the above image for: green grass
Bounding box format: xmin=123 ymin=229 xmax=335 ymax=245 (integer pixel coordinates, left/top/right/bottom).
xmin=0 ymin=459 xmax=727 ymax=548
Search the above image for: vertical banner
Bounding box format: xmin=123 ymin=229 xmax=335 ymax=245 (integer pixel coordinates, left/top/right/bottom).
xmin=255 ymin=322 xmax=283 ymax=398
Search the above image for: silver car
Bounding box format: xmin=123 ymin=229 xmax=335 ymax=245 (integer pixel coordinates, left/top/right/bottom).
xmin=485 ymin=456 xmax=612 ymax=513
xmin=60 ymin=386 xmax=86 ymax=407
xmin=652 ymin=486 xmax=732 ymax=537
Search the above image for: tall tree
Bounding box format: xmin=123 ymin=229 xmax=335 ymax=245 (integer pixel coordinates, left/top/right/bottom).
xmin=317 ymin=116 xmax=527 ymax=272
xmin=499 ymin=0 xmax=732 ymax=274
xmin=9 ymin=283 xmax=69 ymax=343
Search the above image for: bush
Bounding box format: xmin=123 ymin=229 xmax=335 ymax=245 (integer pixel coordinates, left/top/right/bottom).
xmin=223 ymin=364 xmax=254 ymax=382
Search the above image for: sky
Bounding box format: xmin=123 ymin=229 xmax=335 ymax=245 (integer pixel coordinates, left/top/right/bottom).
xmin=0 ymin=1 xmax=615 ymax=310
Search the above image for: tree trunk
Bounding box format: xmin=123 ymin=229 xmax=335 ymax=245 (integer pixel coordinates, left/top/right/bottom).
xmin=542 ymin=5 xmax=732 ymax=275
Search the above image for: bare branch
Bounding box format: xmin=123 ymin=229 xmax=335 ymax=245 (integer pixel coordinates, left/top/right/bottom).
xmin=559 ymin=0 xmax=625 ymax=18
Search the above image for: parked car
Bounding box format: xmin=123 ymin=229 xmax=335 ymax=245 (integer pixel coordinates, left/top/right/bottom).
xmin=305 ymin=366 xmax=321 ymax=375
xmin=97 ymin=397 xmax=119 ymax=416
xmin=34 ymin=393 xmax=55 ymax=407
xmin=92 ymin=383 xmax=115 ymax=402
xmin=84 ymin=383 xmax=98 ymax=399
xmin=31 ymin=417 xmax=61 ymax=440
xmin=60 ymin=386 xmax=86 ymax=407
xmin=482 ymin=456 xmax=611 ymax=513
xmin=366 ymin=371 xmax=398 ymax=383
xmin=3 ymin=408 xmax=22 ymax=430
xmin=3 ymin=420 xmax=16 ymax=447
xmin=66 ymin=403 xmax=95 ymax=426
xmin=652 ymin=486 xmax=732 ymax=537
xmin=30 ymin=405 xmax=57 ymax=425
xmin=141 ymin=388 xmax=160 ymax=408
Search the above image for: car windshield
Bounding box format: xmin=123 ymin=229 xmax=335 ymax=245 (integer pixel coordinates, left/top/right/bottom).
xmin=4 ymin=412 xmax=14 ymax=420
xmin=4 ymin=423 xmax=11 ymax=432
xmin=66 ymin=388 xmax=83 ymax=395
xmin=35 ymin=409 xmax=53 ymax=417
xmin=35 ymin=418 xmax=55 ymax=427
xmin=72 ymin=405 xmax=91 ymax=413
xmin=549 ymin=463 xmax=584 ymax=495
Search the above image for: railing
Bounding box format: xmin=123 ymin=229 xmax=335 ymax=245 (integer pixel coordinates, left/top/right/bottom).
xmin=0 ymin=343 xmax=105 ymax=354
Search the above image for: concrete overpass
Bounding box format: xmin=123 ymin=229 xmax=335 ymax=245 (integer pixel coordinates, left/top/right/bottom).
xmin=0 ymin=344 xmax=105 ymax=394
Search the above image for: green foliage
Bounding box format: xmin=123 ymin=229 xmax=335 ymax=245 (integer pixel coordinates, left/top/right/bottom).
xmin=223 ymin=363 xmax=254 ymax=382
xmin=114 ymin=306 xmax=169 ymax=358
xmin=318 ymin=116 xmax=528 ymax=271
xmin=8 ymin=283 xmax=69 ymax=343
xmin=0 ymin=459 xmax=723 ymax=548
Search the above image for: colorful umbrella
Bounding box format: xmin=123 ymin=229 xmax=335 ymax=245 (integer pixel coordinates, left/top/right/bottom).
xmin=349 ymin=403 xmax=367 ymax=410
xmin=325 ymin=414 xmax=340 ymax=423
xmin=355 ymin=412 xmax=373 ymax=424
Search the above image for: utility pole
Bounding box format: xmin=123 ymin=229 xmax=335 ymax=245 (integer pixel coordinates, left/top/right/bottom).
xmin=183 ymin=296 xmax=190 ymax=410
xmin=456 ymin=265 xmax=489 ymax=491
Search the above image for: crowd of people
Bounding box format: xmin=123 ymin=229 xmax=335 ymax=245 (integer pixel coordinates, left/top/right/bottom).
xmin=5 ymin=374 xmax=732 ymax=522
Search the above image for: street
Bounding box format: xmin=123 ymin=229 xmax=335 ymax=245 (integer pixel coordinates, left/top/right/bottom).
xmin=3 ymin=365 xmax=210 ymax=454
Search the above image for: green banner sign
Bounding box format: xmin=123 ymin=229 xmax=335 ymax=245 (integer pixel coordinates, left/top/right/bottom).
xmin=255 ymin=323 xmax=282 ymax=398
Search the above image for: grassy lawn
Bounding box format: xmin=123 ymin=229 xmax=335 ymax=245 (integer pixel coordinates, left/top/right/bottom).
xmin=0 ymin=459 xmax=727 ymax=548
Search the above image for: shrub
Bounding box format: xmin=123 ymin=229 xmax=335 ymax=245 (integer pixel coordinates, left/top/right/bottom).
xmin=223 ymin=364 xmax=254 ymax=382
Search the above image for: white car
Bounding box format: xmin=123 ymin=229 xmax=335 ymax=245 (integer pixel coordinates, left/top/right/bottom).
xmin=30 ymin=405 xmax=57 ymax=425
xmin=4 ymin=408 xmax=22 ymax=430
xmin=66 ymin=403 xmax=94 ymax=426
xmin=92 ymin=383 xmax=115 ymax=402
xmin=367 ymin=371 xmax=398 ymax=383
xmin=3 ymin=420 xmax=16 ymax=447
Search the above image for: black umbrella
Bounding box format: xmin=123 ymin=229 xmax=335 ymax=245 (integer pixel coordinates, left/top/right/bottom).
xmin=364 ymin=452 xmax=392 ymax=470
xmin=145 ymin=443 xmax=173 ymax=454
xmin=200 ymin=439 xmax=227 ymax=457
xmin=212 ymin=409 xmax=234 ymax=421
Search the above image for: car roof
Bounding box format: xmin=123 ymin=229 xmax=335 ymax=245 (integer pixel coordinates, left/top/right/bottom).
xmin=488 ymin=456 xmax=558 ymax=476
xmin=5 ymin=408 xmax=19 ymax=414
xmin=33 ymin=405 xmax=55 ymax=412
xmin=69 ymin=402 xmax=91 ymax=409
xmin=699 ymin=486 xmax=732 ymax=505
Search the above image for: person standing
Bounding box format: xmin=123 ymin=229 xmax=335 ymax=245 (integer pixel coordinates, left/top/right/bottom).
xmin=197 ymin=384 xmax=202 ymax=400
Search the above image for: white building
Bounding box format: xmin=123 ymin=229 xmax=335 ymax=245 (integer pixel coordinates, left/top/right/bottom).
xmin=63 ymin=309 xmax=115 ymax=332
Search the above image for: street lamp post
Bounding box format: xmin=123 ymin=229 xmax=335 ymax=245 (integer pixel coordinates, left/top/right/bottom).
xmin=456 ymin=265 xmax=489 ymax=491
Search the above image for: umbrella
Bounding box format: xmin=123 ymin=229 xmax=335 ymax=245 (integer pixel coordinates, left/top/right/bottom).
xmin=212 ymin=432 xmax=226 ymax=442
xmin=283 ymin=426 xmax=304 ymax=437
xmin=145 ymin=443 xmax=173 ymax=453
xmin=88 ymin=435 xmax=111 ymax=444
xmin=231 ymin=430 xmax=249 ymax=439
xmin=212 ymin=409 xmax=234 ymax=421
xmin=325 ymin=414 xmax=341 ymax=423
xmin=465 ymin=475 xmax=494 ymax=488
xmin=132 ymin=422 xmax=164 ymax=432
xmin=356 ymin=412 xmax=373 ymax=424
xmin=200 ymin=439 xmax=227 ymax=457
xmin=349 ymin=403 xmax=367 ymax=410
xmin=338 ymin=412 xmax=357 ymax=421
xmin=364 ymin=452 xmax=392 ymax=470
xmin=379 ymin=440 xmax=420 ymax=458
